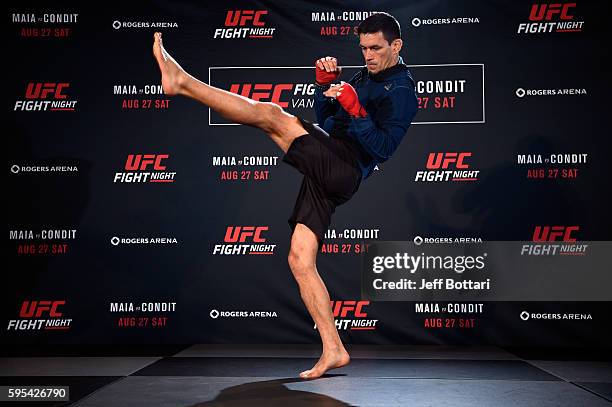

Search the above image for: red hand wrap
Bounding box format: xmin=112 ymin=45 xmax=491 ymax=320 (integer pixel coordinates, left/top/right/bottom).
xmin=336 ymin=82 xmax=366 ymax=118
xmin=315 ymin=60 xmax=340 ymax=85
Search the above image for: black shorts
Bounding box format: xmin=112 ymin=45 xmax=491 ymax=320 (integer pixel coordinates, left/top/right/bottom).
xmin=282 ymin=118 xmax=362 ymax=246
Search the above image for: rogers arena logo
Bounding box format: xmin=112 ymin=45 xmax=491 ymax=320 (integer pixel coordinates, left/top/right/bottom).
xmin=520 ymin=310 xmax=592 ymax=321
xmin=12 ymin=12 xmax=77 ymax=38
xmin=7 ymin=300 xmax=72 ymax=331
xmin=314 ymin=300 xmax=378 ymax=331
xmin=312 ymin=10 xmax=380 ymax=37
xmin=213 ymin=226 xmax=276 ymax=255
xmin=521 ymin=225 xmax=588 ymax=256
xmin=213 ymin=155 xmax=277 ymax=182
xmin=10 ymin=163 xmax=78 ymax=174
xmin=114 ymin=154 xmax=176 ymax=183
xmin=413 ymin=236 xmax=483 ymax=245
xmin=411 ymin=16 xmax=480 ymax=28
xmin=518 ymin=3 xmax=584 ymax=34
xmin=10 ymin=229 xmax=76 ymax=255
xmin=518 ymin=153 xmax=587 ymax=180
xmin=112 ymin=19 xmax=178 ymax=30
xmin=110 ymin=236 xmax=178 ymax=246
xmin=321 ymin=228 xmax=379 ymax=254
xmin=214 ymin=10 xmax=276 ymax=39
xmin=515 ymin=87 xmax=587 ymax=98
xmin=113 ymin=84 xmax=170 ymax=110
xmin=110 ymin=301 xmax=176 ymax=328
xmin=209 ymin=308 xmax=278 ymax=319
xmin=14 ymin=82 xmax=77 ymax=112
xmin=414 ymin=152 xmax=480 ymax=182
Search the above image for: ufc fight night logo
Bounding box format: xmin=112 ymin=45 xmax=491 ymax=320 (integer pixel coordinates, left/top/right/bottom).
xmin=414 ymin=152 xmax=480 ymax=182
xmin=518 ymin=3 xmax=584 ymax=34
xmin=213 ymin=10 xmax=276 ymax=39
xmin=521 ymin=225 xmax=588 ymax=256
xmin=113 ymin=154 xmax=176 ymax=183
xmin=229 ymin=83 xmax=315 ymax=108
xmin=314 ymin=300 xmax=378 ymax=331
xmin=532 ymin=225 xmax=579 ymax=242
xmin=209 ymin=67 xmax=361 ymax=125
xmin=14 ymin=82 xmax=77 ymax=111
xmin=7 ymin=300 xmax=72 ymax=331
xmin=213 ymin=226 xmax=277 ymax=255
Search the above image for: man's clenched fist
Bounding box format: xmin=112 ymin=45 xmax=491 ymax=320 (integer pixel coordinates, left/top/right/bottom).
xmin=336 ymin=82 xmax=367 ymax=118
xmin=315 ymin=56 xmax=341 ymax=85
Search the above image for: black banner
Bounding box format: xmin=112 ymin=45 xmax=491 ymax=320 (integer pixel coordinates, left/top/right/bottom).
xmin=5 ymin=0 xmax=611 ymax=347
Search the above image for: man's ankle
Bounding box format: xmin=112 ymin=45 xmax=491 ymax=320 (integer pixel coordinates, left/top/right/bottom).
xmin=175 ymin=71 xmax=188 ymax=94
xmin=323 ymin=342 xmax=346 ymax=353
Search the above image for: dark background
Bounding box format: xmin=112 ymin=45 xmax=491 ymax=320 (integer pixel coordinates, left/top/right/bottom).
xmin=5 ymin=0 xmax=611 ymax=347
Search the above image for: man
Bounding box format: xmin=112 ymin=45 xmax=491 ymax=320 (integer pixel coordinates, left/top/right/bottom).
xmin=152 ymin=12 xmax=417 ymax=379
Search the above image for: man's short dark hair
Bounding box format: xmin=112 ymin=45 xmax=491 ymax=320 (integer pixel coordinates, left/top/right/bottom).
xmin=357 ymin=12 xmax=401 ymax=44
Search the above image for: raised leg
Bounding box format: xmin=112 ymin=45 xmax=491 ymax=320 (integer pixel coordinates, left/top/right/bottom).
xmin=288 ymin=223 xmax=350 ymax=379
xmin=152 ymin=32 xmax=304 ymax=153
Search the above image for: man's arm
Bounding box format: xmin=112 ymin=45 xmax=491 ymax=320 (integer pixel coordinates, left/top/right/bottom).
xmin=313 ymin=57 xmax=341 ymax=125
xmin=314 ymin=84 xmax=340 ymax=125
xmin=348 ymin=86 xmax=418 ymax=162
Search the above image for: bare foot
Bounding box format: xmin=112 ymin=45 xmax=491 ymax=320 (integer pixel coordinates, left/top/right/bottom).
xmin=299 ymin=348 xmax=350 ymax=380
xmin=152 ymin=32 xmax=186 ymax=96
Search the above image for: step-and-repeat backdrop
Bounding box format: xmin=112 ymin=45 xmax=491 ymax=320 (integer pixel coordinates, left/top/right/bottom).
xmin=5 ymin=0 xmax=611 ymax=346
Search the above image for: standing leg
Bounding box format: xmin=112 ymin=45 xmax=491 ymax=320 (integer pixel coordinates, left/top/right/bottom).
xmin=153 ymin=32 xmax=350 ymax=378
xmin=288 ymin=223 xmax=350 ymax=379
xmin=152 ymin=32 xmax=304 ymax=153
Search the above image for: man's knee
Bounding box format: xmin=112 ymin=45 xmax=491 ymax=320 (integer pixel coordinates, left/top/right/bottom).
xmin=288 ymin=246 xmax=314 ymax=280
xmin=288 ymin=224 xmax=319 ymax=279
xmin=254 ymin=102 xmax=286 ymax=134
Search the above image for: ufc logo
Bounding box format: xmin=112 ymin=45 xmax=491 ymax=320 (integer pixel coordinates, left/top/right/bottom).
xmin=224 ymin=10 xmax=267 ymax=27
xmin=224 ymin=226 xmax=268 ymax=243
xmin=331 ymin=300 xmax=369 ymax=318
xmin=124 ymin=154 xmax=169 ymax=171
xmin=229 ymin=84 xmax=293 ymax=107
xmin=426 ymin=152 xmax=471 ymax=169
xmin=25 ymin=83 xmax=69 ymax=99
xmin=532 ymin=226 xmax=579 ymax=242
xmin=529 ymin=3 xmax=576 ymax=21
xmin=19 ymin=300 xmax=65 ymax=318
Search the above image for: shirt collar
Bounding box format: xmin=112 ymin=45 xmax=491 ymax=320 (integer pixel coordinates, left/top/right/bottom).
xmin=367 ymin=56 xmax=407 ymax=82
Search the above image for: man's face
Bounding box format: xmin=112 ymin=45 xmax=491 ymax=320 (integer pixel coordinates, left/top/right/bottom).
xmin=359 ymin=31 xmax=399 ymax=74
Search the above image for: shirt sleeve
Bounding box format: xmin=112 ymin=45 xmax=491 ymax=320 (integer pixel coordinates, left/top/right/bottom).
xmin=348 ymin=85 xmax=418 ymax=162
xmin=313 ymin=83 xmax=340 ymax=125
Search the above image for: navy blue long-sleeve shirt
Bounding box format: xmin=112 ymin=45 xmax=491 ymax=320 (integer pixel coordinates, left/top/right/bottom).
xmin=314 ymin=56 xmax=418 ymax=179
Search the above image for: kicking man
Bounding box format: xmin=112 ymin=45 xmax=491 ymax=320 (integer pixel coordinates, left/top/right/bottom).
xmin=152 ymin=12 xmax=417 ymax=379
